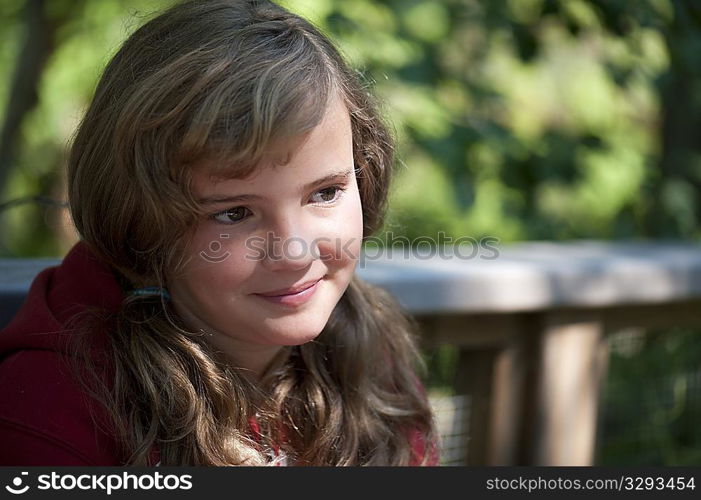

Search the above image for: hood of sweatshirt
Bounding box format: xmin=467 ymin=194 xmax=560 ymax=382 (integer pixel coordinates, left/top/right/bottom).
xmin=0 ymin=241 xmax=124 ymax=357
xmin=0 ymin=241 xmax=129 ymax=465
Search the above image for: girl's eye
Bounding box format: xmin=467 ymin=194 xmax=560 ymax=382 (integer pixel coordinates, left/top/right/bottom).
xmin=310 ymin=185 xmax=345 ymax=204
xmin=212 ymin=206 xmax=250 ymax=225
xmin=210 ymin=186 xmax=345 ymax=225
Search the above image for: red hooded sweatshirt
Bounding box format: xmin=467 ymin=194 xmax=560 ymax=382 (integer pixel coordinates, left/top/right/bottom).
xmin=0 ymin=241 xmax=124 ymax=465
xmin=0 ymin=241 xmax=437 ymax=466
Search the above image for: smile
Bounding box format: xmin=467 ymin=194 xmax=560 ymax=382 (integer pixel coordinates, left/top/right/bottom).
xmin=254 ymin=278 xmax=322 ymax=307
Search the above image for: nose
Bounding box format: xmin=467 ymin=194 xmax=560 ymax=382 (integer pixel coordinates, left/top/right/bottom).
xmin=259 ymin=215 xmax=318 ymax=272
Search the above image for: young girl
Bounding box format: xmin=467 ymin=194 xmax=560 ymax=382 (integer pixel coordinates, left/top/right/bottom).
xmin=0 ymin=0 xmax=438 ymax=466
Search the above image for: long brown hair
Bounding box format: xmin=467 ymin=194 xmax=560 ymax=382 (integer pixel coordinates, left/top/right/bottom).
xmin=67 ymin=0 xmax=436 ymax=465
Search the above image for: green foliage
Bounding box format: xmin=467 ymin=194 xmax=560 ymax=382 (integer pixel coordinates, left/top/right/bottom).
xmin=0 ymin=0 xmax=175 ymax=257
xmin=422 ymin=343 xmax=459 ymax=392
xmin=598 ymin=328 xmax=701 ymax=465
xmin=292 ymin=0 xmax=700 ymax=244
xmin=3 ymin=0 xmax=701 ymax=254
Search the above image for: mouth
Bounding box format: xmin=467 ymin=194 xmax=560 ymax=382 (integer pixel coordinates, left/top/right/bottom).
xmin=256 ymin=278 xmax=323 ymax=297
xmin=253 ymin=277 xmax=323 ymax=306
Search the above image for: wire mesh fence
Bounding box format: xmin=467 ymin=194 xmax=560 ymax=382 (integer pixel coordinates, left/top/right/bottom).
xmin=429 ymin=393 xmax=470 ymax=465
xmin=596 ymin=328 xmax=701 ymax=465
xmin=426 ymin=328 xmax=701 ymax=466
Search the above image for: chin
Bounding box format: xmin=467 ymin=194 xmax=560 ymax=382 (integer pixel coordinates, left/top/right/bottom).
xmin=258 ymin=300 xmax=338 ymax=343
xmin=259 ymin=330 xmax=320 ymax=347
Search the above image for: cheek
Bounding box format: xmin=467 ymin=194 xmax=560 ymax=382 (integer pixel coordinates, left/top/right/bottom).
xmin=343 ymin=194 xmax=364 ymax=256
xmin=174 ymin=226 xmax=256 ymax=297
xmin=317 ymin=190 xmax=363 ymax=263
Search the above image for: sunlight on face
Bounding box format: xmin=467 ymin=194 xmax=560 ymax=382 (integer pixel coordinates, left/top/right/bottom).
xmin=168 ymin=96 xmax=363 ymax=376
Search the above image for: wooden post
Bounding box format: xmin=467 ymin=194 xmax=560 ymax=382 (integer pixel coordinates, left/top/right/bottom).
xmin=487 ymin=336 xmax=528 ymax=464
xmin=453 ymin=347 xmax=496 ymax=465
xmin=525 ymin=311 xmax=610 ymax=465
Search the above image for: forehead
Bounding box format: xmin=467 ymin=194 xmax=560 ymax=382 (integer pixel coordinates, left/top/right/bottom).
xmin=191 ymin=96 xmax=353 ymax=194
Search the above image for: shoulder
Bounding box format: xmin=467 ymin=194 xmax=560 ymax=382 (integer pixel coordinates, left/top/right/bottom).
xmin=408 ymin=426 xmax=440 ymax=466
xmin=0 ymin=350 xmax=121 ymax=465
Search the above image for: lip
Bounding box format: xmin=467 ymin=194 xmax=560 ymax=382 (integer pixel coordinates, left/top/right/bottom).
xmin=256 ymin=278 xmax=323 ymax=297
xmin=253 ymin=278 xmax=323 ymax=307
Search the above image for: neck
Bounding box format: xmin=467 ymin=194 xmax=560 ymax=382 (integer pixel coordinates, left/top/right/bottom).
xmin=207 ymin=333 xmax=286 ymax=381
xmin=170 ymin=300 xmax=285 ymax=380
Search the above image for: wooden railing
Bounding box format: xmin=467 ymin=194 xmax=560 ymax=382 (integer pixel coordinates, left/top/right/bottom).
xmin=3 ymin=240 xmax=701 ymax=465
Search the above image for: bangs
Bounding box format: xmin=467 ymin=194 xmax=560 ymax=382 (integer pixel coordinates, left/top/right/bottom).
xmin=175 ymin=25 xmax=338 ymax=180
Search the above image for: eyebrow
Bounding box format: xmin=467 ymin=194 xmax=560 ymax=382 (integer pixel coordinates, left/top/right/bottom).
xmin=197 ymin=168 xmax=354 ymax=206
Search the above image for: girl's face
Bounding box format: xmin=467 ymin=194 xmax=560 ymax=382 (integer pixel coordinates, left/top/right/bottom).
xmin=169 ymin=96 xmax=363 ymax=376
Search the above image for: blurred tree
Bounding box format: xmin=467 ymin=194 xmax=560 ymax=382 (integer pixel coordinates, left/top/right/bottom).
xmin=0 ymin=0 xmax=170 ymax=256
xmin=0 ymin=0 xmax=87 ymax=255
xmin=3 ymin=0 xmax=701 ymax=254
xmin=0 ymin=0 xmax=54 ymax=193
